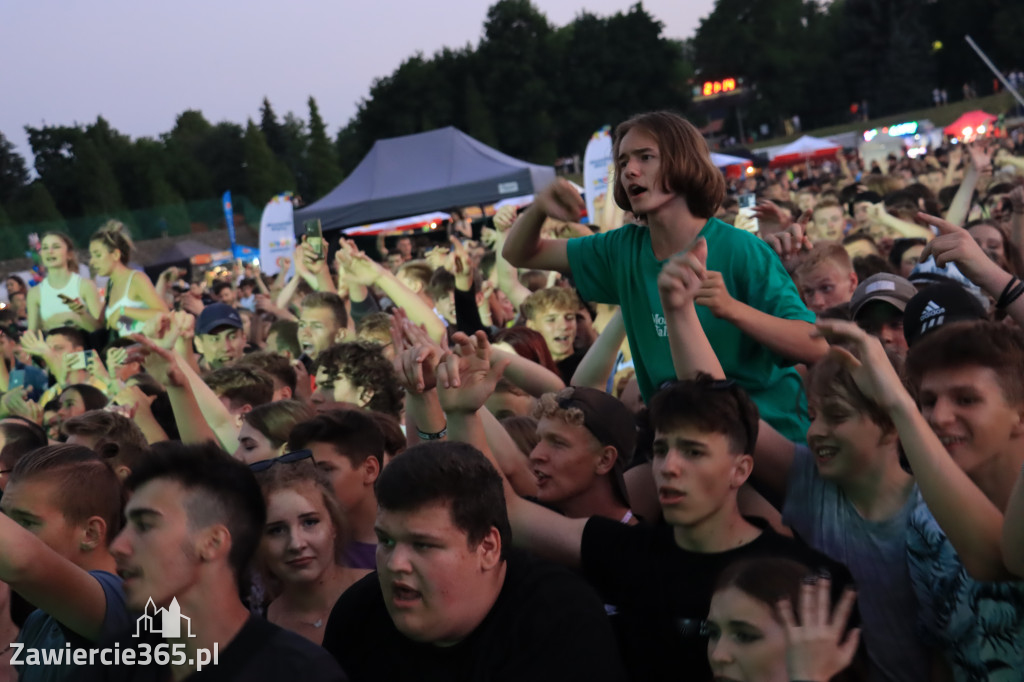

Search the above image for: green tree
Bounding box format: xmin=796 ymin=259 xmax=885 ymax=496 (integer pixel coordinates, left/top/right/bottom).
xmin=147 ymin=175 xmax=191 ymax=237
xmin=9 ymin=181 xmax=65 ymax=229
xmin=260 ymin=98 xmax=288 ymax=158
xmin=74 ymin=139 xmax=125 ymax=217
xmin=476 ymin=0 xmax=556 ymax=161
xmin=0 ymin=132 xmax=29 ymax=205
xmin=163 ymin=110 xmax=215 ymax=200
xmin=281 ymin=112 xmax=309 ymax=200
xmin=26 ymin=124 xmax=84 ymax=218
xmin=464 ymin=76 xmax=497 ymax=147
xmin=243 ymin=120 xmax=294 ymax=206
xmin=837 ymin=0 xmax=934 ymax=117
xmin=305 ymin=97 xmax=342 ymax=201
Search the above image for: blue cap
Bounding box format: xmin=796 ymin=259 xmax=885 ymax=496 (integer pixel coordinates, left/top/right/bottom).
xmin=196 ymin=303 xmax=243 ymax=336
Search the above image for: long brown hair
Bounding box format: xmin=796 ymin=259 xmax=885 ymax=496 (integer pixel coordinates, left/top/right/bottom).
xmin=714 ymin=558 xmax=865 ymax=682
xmin=612 ymin=111 xmax=726 ymax=219
xmin=41 ymin=232 xmax=79 ymax=272
xmin=254 ymin=464 xmax=351 ymax=574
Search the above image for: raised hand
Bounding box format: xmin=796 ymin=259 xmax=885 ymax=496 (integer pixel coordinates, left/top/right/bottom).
xmin=435 ymin=331 xmax=510 ymax=414
xmin=19 ymin=330 xmax=51 ymax=359
xmin=768 ymin=216 xmax=814 ymax=268
xmin=966 ymin=142 xmax=994 ymax=174
xmin=658 ymin=238 xmax=707 ymax=312
xmin=695 ymin=269 xmax=737 ymax=319
xmin=86 ymin=349 xmax=114 ymax=390
xmin=917 ymin=211 xmax=1005 ymax=288
xmin=814 ymin=320 xmax=905 ymax=410
xmin=777 ymin=577 xmax=860 ymax=682
xmin=535 ymin=179 xmax=585 ymax=222
xmin=337 ymin=240 xmax=383 ymax=288
xmin=753 ymin=200 xmax=793 ymax=230
xmin=127 ymin=333 xmax=186 ymax=388
xmin=391 ymin=318 xmax=447 ymax=394
xmin=493 ymin=205 xmax=517 ymax=233
xmin=425 ymin=246 xmax=450 ymax=272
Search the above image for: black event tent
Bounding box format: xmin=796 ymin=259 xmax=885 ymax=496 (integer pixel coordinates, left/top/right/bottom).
xmin=295 ymin=127 xmax=556 ymax=232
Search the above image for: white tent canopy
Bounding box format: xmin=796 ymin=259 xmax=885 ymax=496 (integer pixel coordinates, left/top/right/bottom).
xmin=709 ymin=152 xmax=751 ymax=167
xmin=766 ymin=135 xmax=841 ymax=159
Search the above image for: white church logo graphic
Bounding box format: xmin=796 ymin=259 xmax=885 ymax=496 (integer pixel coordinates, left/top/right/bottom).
xmin=133 ymin=597 xmax=196 ymax=638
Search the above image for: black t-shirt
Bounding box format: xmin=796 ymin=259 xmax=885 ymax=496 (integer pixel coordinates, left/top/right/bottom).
xmin=555 ymin=349 xmax=587 ymax=384
xmin=71 ymin=615 xmax=346 ymax=682
xmin=323 ymin=549 xmax=627 ymax=682
xmin=581 ymin=516 xmax=853 ymax=682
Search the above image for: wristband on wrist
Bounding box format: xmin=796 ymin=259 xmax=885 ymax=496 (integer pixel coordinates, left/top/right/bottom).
xmin=1004 ymin=282 xmax=1024 ymax=309
xmin=417 ymin=424 xmax=447 ymax=441
xmin=998 ymin=278 xmax=1024 ymax=309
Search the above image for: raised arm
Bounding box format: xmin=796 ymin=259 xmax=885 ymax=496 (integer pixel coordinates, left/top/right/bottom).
xmin=491 ymin=206 xmax=535 ymax=307
xmin=501 ymin=180 xmax=580 ymax=273
xmin=659 ymin=239 xmax=796 ymax=497
xmin=439 ymin=331 xmax=586 ymax=568
xmin=866 ymin=203 xmax=933 ymax=241
xmin=817 ymin=320 xmax=1011 ymax=581
xmin=570 ymin=309 xmax=626 ymax=390
xmin=945 ymin=143 xmax=992 ymax=228
xmin=337 ymin=240 xmax=446 ymax=343
xmin=919 ymin=211 xmax=1024 ymax=329
xmin=695 ymin=257 xmax=828 ymax=366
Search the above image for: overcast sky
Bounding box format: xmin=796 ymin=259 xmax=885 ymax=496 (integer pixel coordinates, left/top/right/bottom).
xmin=2 ymin=0 xmax=714 ymax=166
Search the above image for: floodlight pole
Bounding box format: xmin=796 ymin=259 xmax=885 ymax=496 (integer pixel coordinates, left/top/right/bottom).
xmin=964 ymin=35 xmax=1024 ymax=109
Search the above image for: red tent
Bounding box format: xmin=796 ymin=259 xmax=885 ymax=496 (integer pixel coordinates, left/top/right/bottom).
xmin=943 ymin=110 xmax=996 ymax=138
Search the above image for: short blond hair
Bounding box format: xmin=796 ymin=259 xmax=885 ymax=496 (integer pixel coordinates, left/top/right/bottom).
xmin=521 ymin=287 xmax=579 ymax=322
xmin=794 ymin=243 xmax=853 ymax=281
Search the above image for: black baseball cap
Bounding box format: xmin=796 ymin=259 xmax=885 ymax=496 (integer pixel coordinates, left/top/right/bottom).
xmin=903 ymin=283 xmax=987 ymax=347
xmin=555 ymin=386 xmax=637 ymax=506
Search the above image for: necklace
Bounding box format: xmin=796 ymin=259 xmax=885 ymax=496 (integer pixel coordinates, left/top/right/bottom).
xmin=296 ymin=613 xmax=327 ymax=628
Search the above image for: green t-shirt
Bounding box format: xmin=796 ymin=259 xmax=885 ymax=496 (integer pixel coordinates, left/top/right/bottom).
xmin=566 ymin=218 xmax=813 ymax=442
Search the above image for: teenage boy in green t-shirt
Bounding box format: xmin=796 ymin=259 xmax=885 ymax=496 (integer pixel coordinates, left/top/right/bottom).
xmin=503 ymin=111 xmax=825 ymax=440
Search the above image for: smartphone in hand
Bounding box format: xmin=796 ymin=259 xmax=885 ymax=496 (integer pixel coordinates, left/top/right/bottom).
xmin=304 ymin=219 xmax=324 ymax=260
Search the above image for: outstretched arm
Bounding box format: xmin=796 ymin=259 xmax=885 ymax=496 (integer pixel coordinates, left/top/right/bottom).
xmin=659 ymin=239 xmax=795 ymax=498
xmin=439 ymin=332 xmax=587 ymax=568
xmin=570 ymin=309 xmax=626 ymax=390
xmin=502 ymin=180 xmax=580 ymax=273
xmin=919 ymin=211 xmax=1024 ymax=329
xmin=337 ymin=240 xmax=446 ymax=343
xmin=817 ymin=320 xmax=1011 ymax=581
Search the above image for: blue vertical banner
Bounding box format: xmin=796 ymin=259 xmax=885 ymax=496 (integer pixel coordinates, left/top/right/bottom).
xmin=222 ymin=191 xmax=237 ymax=256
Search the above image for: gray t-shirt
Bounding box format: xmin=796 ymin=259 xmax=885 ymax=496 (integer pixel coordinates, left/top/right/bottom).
xmin=782 ymin=444 xmax=929 ymax=682
xmin=17 ymin=570 xmax=130 ymax=682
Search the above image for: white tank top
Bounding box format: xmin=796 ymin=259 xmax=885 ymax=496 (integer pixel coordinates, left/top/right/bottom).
xmin=38 ymin=274 xmax=81 ymax=322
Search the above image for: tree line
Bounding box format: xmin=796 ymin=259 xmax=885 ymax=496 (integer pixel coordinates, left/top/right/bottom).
xmin=1 ymin=0 xmax=1020 ymax=260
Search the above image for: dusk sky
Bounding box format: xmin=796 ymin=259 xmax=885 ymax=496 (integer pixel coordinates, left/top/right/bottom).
xmin=2 ymin=0 xmax=714 ymax=166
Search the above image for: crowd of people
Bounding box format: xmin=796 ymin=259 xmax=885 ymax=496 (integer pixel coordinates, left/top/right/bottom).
xmin=0 ymin=109 xmax=1023 ymax=681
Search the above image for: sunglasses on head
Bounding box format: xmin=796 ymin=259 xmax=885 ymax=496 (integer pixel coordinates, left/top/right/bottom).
xmin=248 ymin=449 xmax=314 ymax=472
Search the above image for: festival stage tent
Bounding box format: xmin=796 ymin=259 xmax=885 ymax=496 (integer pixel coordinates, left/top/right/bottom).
xmin=943 ymin=110 xmax=996 ymax=138
xmin=296 ymin=127 xmax=557 ymax=232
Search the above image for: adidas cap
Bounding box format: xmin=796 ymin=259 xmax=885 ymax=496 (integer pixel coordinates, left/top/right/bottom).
xmin=903 ymin=282 xmax=987 ymax=347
